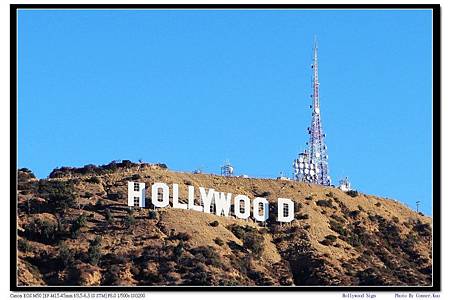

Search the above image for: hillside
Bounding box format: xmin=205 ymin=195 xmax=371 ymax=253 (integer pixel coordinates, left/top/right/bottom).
xmin=16 ymin=161 xmax=432 ymax=286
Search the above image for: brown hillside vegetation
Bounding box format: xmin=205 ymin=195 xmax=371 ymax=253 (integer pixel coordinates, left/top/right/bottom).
xmin=16 ymin=162 xmax=432 ymax=286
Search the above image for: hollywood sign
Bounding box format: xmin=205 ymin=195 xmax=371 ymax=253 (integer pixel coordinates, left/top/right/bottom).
xmin=128 ymin=181 xmax=295 ymax=223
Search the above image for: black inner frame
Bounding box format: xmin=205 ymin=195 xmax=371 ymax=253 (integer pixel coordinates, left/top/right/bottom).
xmin=10 ymin=3 xmax=441 ymax=292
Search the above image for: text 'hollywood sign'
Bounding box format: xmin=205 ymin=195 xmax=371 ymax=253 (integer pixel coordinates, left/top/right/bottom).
xmin=128 ymin=181 xmax=295 ymax=223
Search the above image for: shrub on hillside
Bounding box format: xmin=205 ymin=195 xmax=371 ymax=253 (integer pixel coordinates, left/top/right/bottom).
xmin=38 ymin=180 xmax=76 ymax=213
xmin=87 ymin=236 xmax=102 ymax=265
xmin=173 ymin=232 xmax=192 ymax=241
xmin=229 ymin=224 xmax=246 ymax=239
xmin=329 ymin=220 xmax=347 ymax=236
xmin=86 ymin=176 xmax=101 ymax=184
xmin=18 ymin=168 xmax=36 ymax=181
xmin=346 ymin=190 xmax=359 ymax=198
xmin=107 ymin=192 xmax=123 ymax=201
xmin=105 ymin=209 xmax=113 ymax=224
xmin=18 ymin=239 xmax=32 ymax=252
xmin=172 ymin=241 xmax=184 ymax=261
xmin=295 ymin=213 xmax=309 ymax=220
xmin=414 ymin=222 xmax=431 ymax=237
xmin=156 ymin=163 xmax=168 ymax=169
xmin=123 ymin=213 xmax=136 ymax=229
xmin=25 ymin=218 xmax=58 ymax=244
xmin=243 ymin=232 xmax=264 ymax=258
xmin=316 ymin=199 xmax=333 ymax=208
xmin=191 ymin=246 xmax=221 ymax=267
xmin=210 ymin=220 xmax=219 ymax=227
xmin=320 ymin=239 xmax=333 ymax=246
xmin=214 ymin=237 xmax=225 ymax=246
xmin=253 ymin=190 xmax=271 ymax=198
xmin=57 ymin=241 xmax=75 ymax=267
xmin=349 ymin=210 xmax=360 ymax=218
xmin=95 ymin=199 xmax=105 ymax=208
xmin=83 ymin=192 xmax=94 ymax=198
xmin=71 ymin=214 xmax=87 ymax=238
xmin=148 ymin=210 xmax=158 ymax=220
xmin=325 ymin=235 xmax=337 ymax=242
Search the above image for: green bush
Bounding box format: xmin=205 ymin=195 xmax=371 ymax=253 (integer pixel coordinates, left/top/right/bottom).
xmin=414 ymin=222 xmax=431 ymax=237
xmin=58 ymin=241 xmax=75 ymax=267
xmin=25 ymin=218 xmax=58 ymax=243
xmin=40 ymin=180 xmax=76 ymax=213
xmin=148 ymin=210 xmax=158 ymax=220
xmin=88 ymin=236 xmax=102 ymax=265
xmin=71 ymin=214 xmax=87 ymax=238
xmin=349 ymin=210 xmax=360 ymax=218
xmin=173 ymin=241 xmax=184 ymax=259
xmin=243 ymin=232 xmax=264 ymax=258
xmin=95 ymin=199 xmax=104 ymax=208
xmin=86 ymin=176 xmax=101 ymax=184
xmin=191 ymin=246 xmax=221 ymax=267
xmin=347 ymin=233 xmax=362 ymax=247
xmin=346 ymin=190 xmax=359 ymax=197
xmin=320 ymin=239 xmax=333 ymax=246
xmin=316 ymin=199 xmax=333 ymax=208
xmin=131 ymin=174 xmax=141 ymax=180
xmin=325 ymin=235 xmax=337 ymax=242
xmin=329 ymin=220 xmax=347 ymax=236
xmin=107 ymin=192 xmax=123 ymax=201
xmin=229 ymin=225 xmax=246 ymax=239
xmin=214 ymin=237 xmax=225 ymax=246
xmin=295 ymin=213 xmax=309 ymax=220
xmin=124 ymin=214 xmax=136 ymax=229
xmin=210 ymin=220 xmax=219 ymax=227
xmin=375 ymin=202 xmax=382 ymax=207
xmin=105 ymin=209 xmax=113 ymax=224
xmin=18 ymin=239 xmax=32 ymax=252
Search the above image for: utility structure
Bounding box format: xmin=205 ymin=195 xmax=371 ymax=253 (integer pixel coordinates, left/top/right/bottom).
xmin=293 ymin=38 xmax=331 ymax=186
xmin=221 ymin=160 xmax=234 ymax=177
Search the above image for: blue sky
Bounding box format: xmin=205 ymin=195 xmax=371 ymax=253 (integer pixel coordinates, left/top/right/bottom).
xmin=18 ymin=9 xmax=433 ymax=215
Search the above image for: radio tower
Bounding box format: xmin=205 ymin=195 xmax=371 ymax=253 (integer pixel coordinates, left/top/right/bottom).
xmin=293 ymin=37 xmax=331 ymax=186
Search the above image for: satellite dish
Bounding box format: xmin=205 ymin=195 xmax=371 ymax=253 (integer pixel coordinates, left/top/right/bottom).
xmin=315 ymin=153 xmax=320 ymax=158
xmin=305 ymin=169 xmax=309 ymax=174
xmin=315 ymin=107 xmax=320 ymax=114
xmin=310 ymin=170 xmax=315 ymax=175
xmin=304 ymin=163 xmax=309 ymax=169
xmin=299 ymin=157 xmax=304 ymax=163
xmin=300 ymin=163 xmax=304 ymax=168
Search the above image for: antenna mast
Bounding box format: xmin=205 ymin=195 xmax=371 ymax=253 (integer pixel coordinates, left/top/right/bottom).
xmin=293 ymin=37 xmax=331 ymax=186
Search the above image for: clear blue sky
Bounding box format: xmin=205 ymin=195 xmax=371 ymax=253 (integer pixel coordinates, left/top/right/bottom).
xmin=17 ymin=9 xmax=433 ymax=215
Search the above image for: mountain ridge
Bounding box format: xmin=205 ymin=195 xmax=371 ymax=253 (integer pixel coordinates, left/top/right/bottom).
xmin=16 ymin=162 xmax=432 ymax=286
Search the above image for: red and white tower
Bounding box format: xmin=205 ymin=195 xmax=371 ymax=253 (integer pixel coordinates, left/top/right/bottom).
xmin=293 ymin=38 xmax=331 ymax=186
